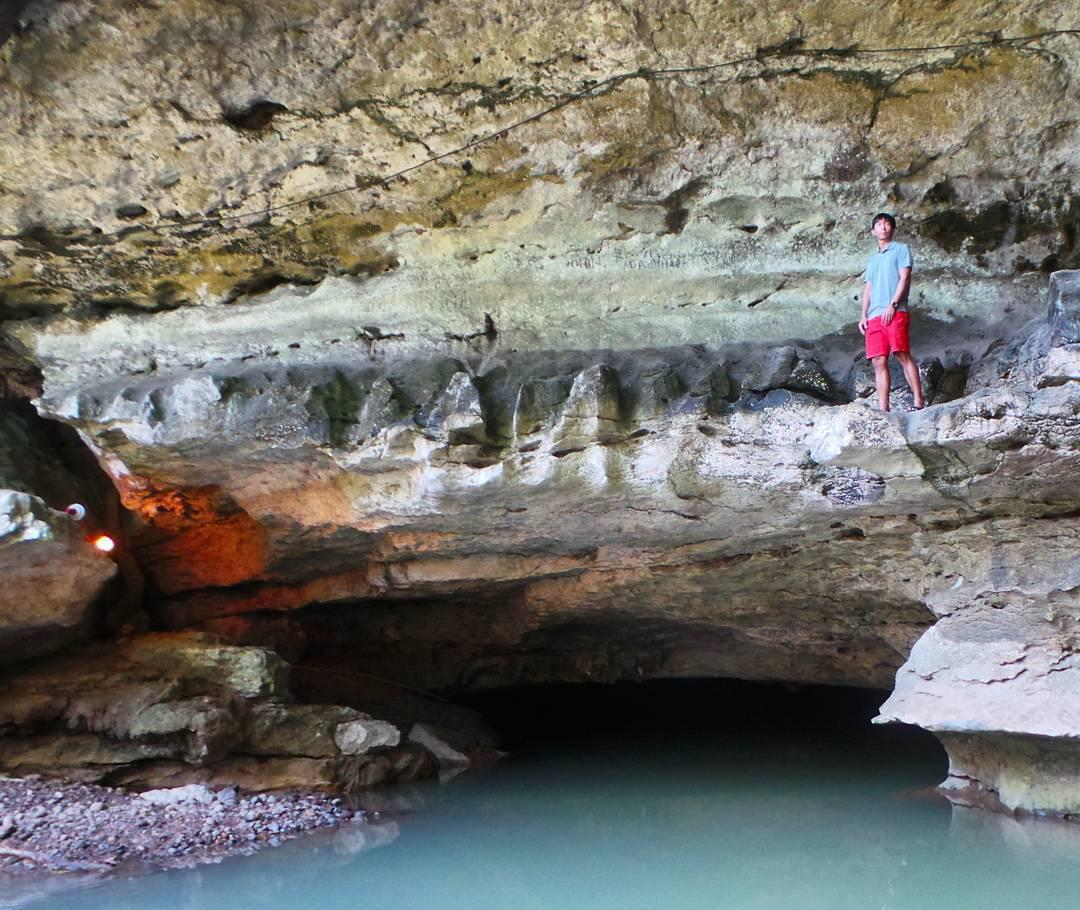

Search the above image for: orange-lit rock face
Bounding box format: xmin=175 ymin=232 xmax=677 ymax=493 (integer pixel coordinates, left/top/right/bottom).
xmin=126 ymin=486 xmax=268 ymax=594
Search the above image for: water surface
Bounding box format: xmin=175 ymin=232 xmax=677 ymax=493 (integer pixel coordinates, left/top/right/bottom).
xmin=13 ymin=687 xmax=1080 ymax=910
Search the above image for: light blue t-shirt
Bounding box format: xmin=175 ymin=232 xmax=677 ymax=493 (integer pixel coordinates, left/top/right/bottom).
xmin=864 ymin=242 xmax=913 ymax=319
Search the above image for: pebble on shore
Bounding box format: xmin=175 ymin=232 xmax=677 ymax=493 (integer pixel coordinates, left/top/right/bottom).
xmin=0 ymin=776 xmax=367 ymax=877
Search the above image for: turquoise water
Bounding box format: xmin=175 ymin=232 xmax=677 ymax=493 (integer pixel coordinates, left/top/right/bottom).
xmin=14 ymin=719 xmax=1080 ymax=910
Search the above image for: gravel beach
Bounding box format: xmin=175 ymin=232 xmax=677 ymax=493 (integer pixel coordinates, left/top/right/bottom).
xmin=0 ymin=775 xmax=376 ymax=879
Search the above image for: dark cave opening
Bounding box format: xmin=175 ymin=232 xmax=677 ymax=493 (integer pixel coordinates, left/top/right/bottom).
xmin=457 ymin=678 xmax=947 ymax=771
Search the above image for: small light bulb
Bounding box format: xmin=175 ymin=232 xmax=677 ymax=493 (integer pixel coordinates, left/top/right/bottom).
xmin=93 ymin=535 xmax=116 ymax=553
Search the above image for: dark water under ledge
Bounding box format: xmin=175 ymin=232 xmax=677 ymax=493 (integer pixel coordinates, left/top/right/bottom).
xmin=14 ymin=681 xmax=1080 ymax=910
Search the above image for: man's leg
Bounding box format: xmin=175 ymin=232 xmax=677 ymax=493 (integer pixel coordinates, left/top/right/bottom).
xmin=894 ymin=351 xmax=925 ymax=409
xmin=873 ymin=355 xmax=891 ymax=411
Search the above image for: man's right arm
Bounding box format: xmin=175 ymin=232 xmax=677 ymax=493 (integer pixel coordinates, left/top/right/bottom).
xmin=859 ymin=282 xmax=871 ymax=335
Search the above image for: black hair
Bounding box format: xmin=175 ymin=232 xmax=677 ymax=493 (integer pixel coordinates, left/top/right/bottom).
xmin=871 ymin=212 xmax=896 ymax=230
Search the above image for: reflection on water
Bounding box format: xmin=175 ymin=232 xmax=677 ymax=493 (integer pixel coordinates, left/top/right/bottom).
xmin=13 ymin=724 xmax=1080 ymax=910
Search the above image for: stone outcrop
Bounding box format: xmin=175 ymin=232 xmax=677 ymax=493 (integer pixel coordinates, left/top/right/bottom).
xmin=0 ymin=632 xmax=497 ymax=791
xmin=0 ymin=399 xmax=134 ymax=661
xmin=2 ymin=269 xmax=1071 ymax=807
xmin=0 ymin=488 xmax=115 ymax=662
xmin=0 ymin=396 xmax=124 ymax=661
xmin=2 ymin=0 xmax=1077 ymax=356
xmin=0 ymin=1 xmax=1078 ymax=811
xmin=876 ymin=270 xmax=1080 ymax=814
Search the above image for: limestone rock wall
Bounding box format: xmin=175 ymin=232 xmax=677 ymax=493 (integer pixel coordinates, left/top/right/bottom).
xmin=0 ymin=632 xmax=494 ymax=791
xmin=24 ymin=274 xmax=1077 ymax=699
xmin=0 ymin=1 xmax=1079 ymax=809
xmin=873 ymin=271 xmax=1080 ymax=815
xmin=2 ymin=0 xmax=1078 ymax=387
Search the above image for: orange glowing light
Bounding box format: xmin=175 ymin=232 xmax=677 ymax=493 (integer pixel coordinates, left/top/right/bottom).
xmin=93 ymin=535 xmax=116 ymax=553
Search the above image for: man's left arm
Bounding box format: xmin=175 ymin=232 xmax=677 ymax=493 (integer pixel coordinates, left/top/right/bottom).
xmin=894 ymin=267 xmax=911 ymax=306
xmin=882 ymin=266 xmax=911 ymax=326
xmin=895 ymin=244 xmax=913 ymax=308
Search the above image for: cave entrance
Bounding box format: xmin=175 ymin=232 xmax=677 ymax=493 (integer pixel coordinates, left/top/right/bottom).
xmin=458 ymin=678 xmax=946 ymax=768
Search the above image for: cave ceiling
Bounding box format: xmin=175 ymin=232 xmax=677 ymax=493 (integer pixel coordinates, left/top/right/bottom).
xmin=1 ymin=0 xmax=1079 ymax=701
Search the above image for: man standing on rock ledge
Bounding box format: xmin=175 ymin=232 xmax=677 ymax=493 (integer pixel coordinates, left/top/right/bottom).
xmin=859 ymin=213 xmax=925 ymax=411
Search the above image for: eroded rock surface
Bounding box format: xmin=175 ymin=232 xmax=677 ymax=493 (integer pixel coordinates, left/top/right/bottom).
xmin=0 ymin=632 xmax=497 ymax=791
xmin=873 ymin=270 xmax=1080 ymax=815
xmin=3 ymin=0 xmax=1077 ymax=370
xmin=0 ymin=1 xmax=1079 ymax=813
xmin=7 ymin=270 xmax=1071 ymax=806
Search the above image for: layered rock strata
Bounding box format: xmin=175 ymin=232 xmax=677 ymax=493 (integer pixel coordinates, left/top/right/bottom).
xmin=0 ymin=0 xmax=1079 ymax=811
xmin=2 ymin=1 xmax=1078 ymax=348
xmin=876 ymin=271 xmax=1080 ymax=815
xmin=2 ymin=271 xmax=1074 ymax=805
xmin=0 ymin=632 xmax=493 ymax=790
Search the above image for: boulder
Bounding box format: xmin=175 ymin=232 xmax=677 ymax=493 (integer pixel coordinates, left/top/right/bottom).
xmin=408 ymin=724 xmax=471 ymax=767
xmin=245 ymin=703 xmax=362 ymax=759
xmin=139 ymin=784 xmax=216 ymax=806
xmin=0 ymin=489 xmax=116 ymax=663
xmin=334 ymin=718 xmax=402 ymax=755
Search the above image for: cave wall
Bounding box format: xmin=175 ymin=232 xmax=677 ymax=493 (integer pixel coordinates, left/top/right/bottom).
xmin=0 ymin=1 xmax=1079 ymax=809
xmin=1 ymin=0 xmax=1077 ymax=372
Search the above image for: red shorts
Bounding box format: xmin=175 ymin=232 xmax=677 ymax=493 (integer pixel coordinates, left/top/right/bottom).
xmin=865 ymin=311 xmax=910 ymax=359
